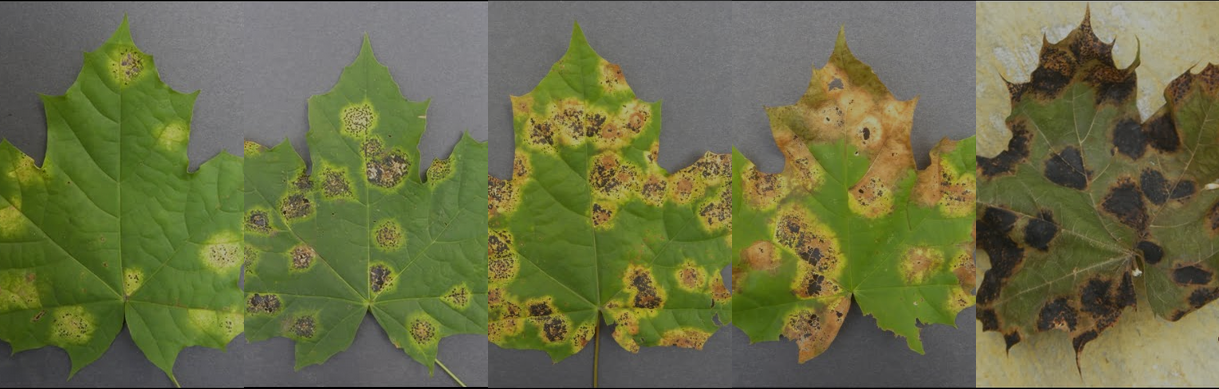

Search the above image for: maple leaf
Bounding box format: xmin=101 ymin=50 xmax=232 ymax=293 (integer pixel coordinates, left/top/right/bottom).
xmin=731 ymin=27 xmax=977 ymax=363
xmin=0 ymin=18 xmax=243 ymax=385
xmin=976 ymin=10 xmax=1219 ymax=369
xmin=242 ymin=36 xmax=488 ymax=374
xmin=487 ymin=23 xmax=732 ymax=363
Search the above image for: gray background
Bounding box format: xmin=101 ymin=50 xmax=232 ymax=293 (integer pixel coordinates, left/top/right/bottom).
xmin=487 ymin=1 xmax=734 ymax=388
xmin=730 ymin=2 xmax=975 ymax=387
xmin=0 ymin=2 xmax=487 ymax=387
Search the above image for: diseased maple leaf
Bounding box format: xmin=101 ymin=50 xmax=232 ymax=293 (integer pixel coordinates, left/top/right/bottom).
xmin=0 ymin=18 xmax=243 ymax=385
xmin=976 ymin=10 xmax=1219 ymax=369
xmin=242 ymin=36 xmax=488 ymax=373
xmin=731 ymin=28 xmax=977 ymax=363
xmin=487 ymin=23 xmax=732 ymax=363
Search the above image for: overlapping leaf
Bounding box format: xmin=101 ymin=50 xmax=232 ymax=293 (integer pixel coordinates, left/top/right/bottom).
xmin=243 ymin=37 xmax=488 ymax=372
xmin=487 ymin=24 xmax=731 ymax=362
xmin=976 ymin=11 xmax=1219 ymax=367
xmin=732 ymin=28 xmax=977 ymax=363
xmin=0 ymin=18 xmax=243 ymax=385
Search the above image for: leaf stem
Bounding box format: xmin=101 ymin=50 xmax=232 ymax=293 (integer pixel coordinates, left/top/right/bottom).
xmin=593 ymin=321 xmax=601 ymax=388
xmin=169 ymin=374 xmax=181 ymax=388
xmin=437 ymin=359 xmax=466 ymax=387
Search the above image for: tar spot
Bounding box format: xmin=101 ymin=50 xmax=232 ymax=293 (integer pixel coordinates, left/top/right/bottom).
xmin=1189 ymin=288 xmax=1218 ymax=309
xmin=543 ymin=317 xmax=568 ymax=342
xmin=1023 ymin=210 xmax=1058 ymax=251
xmin=1170 ymin=180 xmax=1196 ymax=200
xmin=366 ymin=152 xmax=410 ymax=188
xmin=1112 ymin=118 xmax=1146 ymax=159
xmin=1136 ymin=240 xmax=1163 ymax=265
xmin=342 ymin=104 xmax=374 ymax=135
xmin=1088 ymin=66 xmax=1136 ymax=105
xmin=1079 ymin=276 xmax=1133 ymax=330
xmin=1101 ymin=178 xmax=1148 ymax=231
xmin=592 ymin=203 xmax=613 ymax=228
xmin=1004 ymin=331 xmax=1022 ymax=351
xmin=977 ymin=206 xmax=1022 ymax=305
xmin=978 ymin=123 xmax=1032 ymax=178
xmin=1029 ymin=46 xmax=1073 ymax=97
xmin=978 ymin=308 xmax=1000 ymax=331
xmin=528 ymin=302 xmax=552 ymax=317
xmin=629 ymin=268 xmax=663 ymax=309
xmin=291 ymin=245 xmax=315 ymax=269
xmin=323 ymin=171 xmax=351 ymax=198
xmin=410 ymin=319 xmax=436 ymax=344
xmin=862 ymin=127 xmax=870 ymax=140
xmin=280 ymin=194 xmax=312 ymax=220
xmin=529 ymin=118 xmax=554 ymax=146
xmin=1044 ymin=147 xmax=1089 ymax=190
xmin=291 ymin=316 xmax=315 ymax=338
xmin=370 ymin=264 xmax=393 ymax=293
xmin=293 ymin=173 xmax=312 ymax=191
xmin=1167 ymin=70 xmax=1195 ymax=103
xmin=1210 ymin=201 xmax=1219 ymax=234
xmin=1144 ymin=114 xmax=1180 ymax=153
xmin=1140 ymin=169 xmax=1169 ymax=205
xmin=1037 ymin=297 xmax=1078 ymax=332
xmin=1072 ymin=330 xmax=1098 ymax=354
xmin=374 ymin=222 xmax=403 ymax=250
xmin=1172 ymin=265 xmax=1213 ymax=285
xmin=246 ymin=210 xmax=270 ymax=233
xmin=246 ymin=294 xmax=281 ymax=314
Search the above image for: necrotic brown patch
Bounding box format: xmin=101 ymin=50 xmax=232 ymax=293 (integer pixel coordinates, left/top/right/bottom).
xmin=1029 ymin=45 xmax=1073 ymax=97
xmin=280 ymin=194 xmax=312 ymax=220
xmin=659 ymin=329 xmax=711 ymax=350
xmin=743 ymin=165 xmax=785 ymax=208
xmin=1100 ymin=177 xmax=1147 ymax=231
xmin=443 ymin=285 xmax=470 ymax=308
xmin=743 ymin=241 xmax=779 ymax=273
xmin=246 ymin=210 xmax=270 ymax=233
xmin=410 ymin=319 xmax=436 ymax=344
xmin=698 ymin=188 xmax=731 ymax=231
xmin=678 ymin=263 xmax=706 ymax=290
xmin=246 ymin=294 xmax=281 ymax=314
xmin=795 ymin=272 xmax=839 ymax=299
xmin=370 ymin=264 xmax=393 ymax=293
xmin=1172 ymin=265 xmax=1213 ymax=285
xmin=293 ymin=173 xmax=312 ymax=191
xmin=528 ymin=301 xmax=553 ymax=317
xmin=366 ymin=152 xmax=410 ymax=188
xmin=1169 ymin=180 xmax=1195 ymax=200
xmin=291 ymin=245 xmax=315 ymax=269
xmin=342 ymin=104 xmax=374 ymax=135
xmin=774 ymin=210 xmax=840 ymax=274
xmin=488 ymin=231 xmax=518 ymax=282
xmin=978 ymin=308 xmax=1000 ymax=331
xmin=1043 ymin=147 xmax=1089 ymax=190
xmin=590 ymin=153 xmax=639 ymax=199
xmin=374 ymin=221 xmax=403 ymax=250
xmin=291 ymin=316 xmax=315 ymax=338
xmin=641 ymin=174 xmax=667 ymax=205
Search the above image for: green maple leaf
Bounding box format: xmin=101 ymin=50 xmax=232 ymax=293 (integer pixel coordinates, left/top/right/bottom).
xmin=0 ymin=18 xmax=243 ymax=385
xmin=731 ymin=28 xmax=977 ymax=363
xmin=487 ymin=23 xmax=732 ymax=363
xmin=976 ymin=11 xmax=1219 ymax=368
xmin=242 ymin=36 xmax=488 ymax=374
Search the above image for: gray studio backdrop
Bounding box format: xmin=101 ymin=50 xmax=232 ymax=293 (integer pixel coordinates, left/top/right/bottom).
xmin=730 ymin=2 xmax=975 ymax=387
xmin=0 ymin=2 xmax=487 ymax=387
xmin=488 ymin=1 xmax=734 ymax=388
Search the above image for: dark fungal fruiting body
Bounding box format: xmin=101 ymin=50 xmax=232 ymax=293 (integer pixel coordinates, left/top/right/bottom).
xmin=1135 ymin=240 xmax=1163 ymax=265
xmin=1022 ymin=210 xmax=1058 ymax=251
xmin=410 ymin=319 xmax=436 ymax=344
xmin=1100 ymin=178 xmax=1148 ymax=231
xmin=1036 ymin=297 xmax=1078 ymax=332
xmin=542 ymin=317 xmax=568 ymax=343
xmin=625 ymin=266 xmax=663 ymax=310
xmin=1043 ymin=147 xmax=1089 ymax=190
xmin=246 ymin=294 xmax=281 ymax=314
xmin=280 ymin=194 xmax=312 ymax=220
xmin=246 ymin=210 xmax=271 ymax=233
xmin=369 ymin=264 xmax=393 ymax=293
xmin=291 ymin=316 xmax=316 ymax=338
xmin=1171 ymin=265 xmax=1213 ymax=286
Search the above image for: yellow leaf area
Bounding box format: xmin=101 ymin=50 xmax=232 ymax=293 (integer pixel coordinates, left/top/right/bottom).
xmin=976 ymin=3 xmax=1219 ymax=386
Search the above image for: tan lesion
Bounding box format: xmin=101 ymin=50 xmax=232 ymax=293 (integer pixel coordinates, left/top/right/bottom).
xmin=782 ymin=297 xmax=850 ymax=363
xmin=600 ymin=58 xmax=631 ymax=93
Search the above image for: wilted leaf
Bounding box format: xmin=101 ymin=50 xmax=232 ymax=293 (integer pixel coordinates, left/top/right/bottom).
xmin=0 ymin=18 xmax=243 ymax=385
xmin=976 ymin=10 xmax=1219 ymax=368
xmin=242 ymin=37 xmax=488 ymax=372
xmin=487 ymin=24 xmax=731 ymax=362
xmin=731 ymin=28 xmax=977 ymax=363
